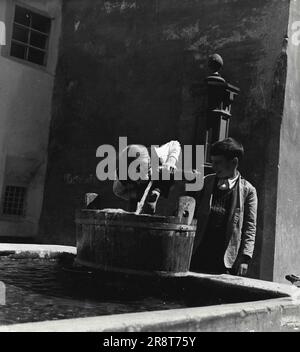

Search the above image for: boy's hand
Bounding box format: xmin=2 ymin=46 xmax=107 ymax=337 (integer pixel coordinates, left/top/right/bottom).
xmin=236 ymin=254 xmax=251 ymax=276
xmin=237 ymin=263 xmax=248 ymax=276
xmin=162 ymin=164 xmax=176 ymax=173
xmin=162 ymin=156 xmax=177 ymax=173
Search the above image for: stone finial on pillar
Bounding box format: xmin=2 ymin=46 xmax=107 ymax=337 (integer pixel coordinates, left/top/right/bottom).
xmin=190 ymin=53 xmax=240 ymax=169
xmin=204 ymin=54 xmax=240 ymax=163
xmin=208 ymin=53 xmax=224 ymax=76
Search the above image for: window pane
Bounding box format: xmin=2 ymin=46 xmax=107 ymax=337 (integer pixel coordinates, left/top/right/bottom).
xmin=14 ymin=6 xmax=31 ymax=27
xmin=12 ymin=24 xmax=29 ymax=44
xmin=30 ymin=31 xmax=47 ymax=50
xmin=10 ymin=42 xmax=27 ymax=60
xmin=31 ymin=12 xmax=51 ymax=34
xmin=11 ymin=6 xmax=51 ymax=66
xmin=2 ymin=186 xmax=26 ymax=216
xmin=28 ymin=47 xmax=45 ymax=65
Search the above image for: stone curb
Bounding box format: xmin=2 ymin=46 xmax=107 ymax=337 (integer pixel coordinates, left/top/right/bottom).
xmin=0 ymin=243 xmax=76 ymax=259
xmin=0 ymin=243 xmax=300 ymax=332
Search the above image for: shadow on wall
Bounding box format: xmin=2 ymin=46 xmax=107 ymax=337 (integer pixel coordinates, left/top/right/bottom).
xmin=39 ymin=0 xmax=291 ymax=283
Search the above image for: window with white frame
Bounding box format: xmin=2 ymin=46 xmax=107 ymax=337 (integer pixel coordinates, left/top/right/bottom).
xmin=10 ymin=5 xmax=51 ymax=66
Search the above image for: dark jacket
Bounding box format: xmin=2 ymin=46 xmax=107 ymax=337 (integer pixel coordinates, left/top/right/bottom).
xmin=193 ymin=173 xmax=258 ymax=268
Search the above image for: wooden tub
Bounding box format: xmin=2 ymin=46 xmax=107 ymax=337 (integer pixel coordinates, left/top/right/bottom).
xmin=75 ymin=209 xmax=197 ymax=276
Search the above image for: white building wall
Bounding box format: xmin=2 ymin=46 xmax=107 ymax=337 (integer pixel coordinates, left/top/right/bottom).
xmin=0 ymin=0 xmax=61 ymax=237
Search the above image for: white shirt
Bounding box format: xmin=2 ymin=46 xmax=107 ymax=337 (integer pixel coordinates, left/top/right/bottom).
xmin=217 ymin=172 xmax=240 ymax=190
xmin=153 ymin=140 xmax=181 ymax=166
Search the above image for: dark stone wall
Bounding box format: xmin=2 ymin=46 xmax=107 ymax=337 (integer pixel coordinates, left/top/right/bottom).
xmin=39 ymin=0 xmax=291 ymax=279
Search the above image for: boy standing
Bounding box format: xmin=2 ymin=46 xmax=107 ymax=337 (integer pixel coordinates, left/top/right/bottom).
xmin=190 ymin=138 xmax=257 ymax=276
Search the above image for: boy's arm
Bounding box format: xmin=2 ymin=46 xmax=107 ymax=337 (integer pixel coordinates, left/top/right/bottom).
xmin=113 ymin=179 xmax=137 ymax=201
xmin=164 ymin=140 xmax=181 ymax=169
xmin=239 ymin=187 xmax=258 ymax=268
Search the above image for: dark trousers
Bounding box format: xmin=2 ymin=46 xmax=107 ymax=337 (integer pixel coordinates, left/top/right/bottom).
xmin=190 ymin=225 xmax=230 ymax=275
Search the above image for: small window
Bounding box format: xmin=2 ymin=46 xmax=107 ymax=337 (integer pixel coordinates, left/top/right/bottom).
xmin=10 ymin=5 xmax=51 ymax=66
xmin=2 ymin=186 xmax=27 ymax=216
